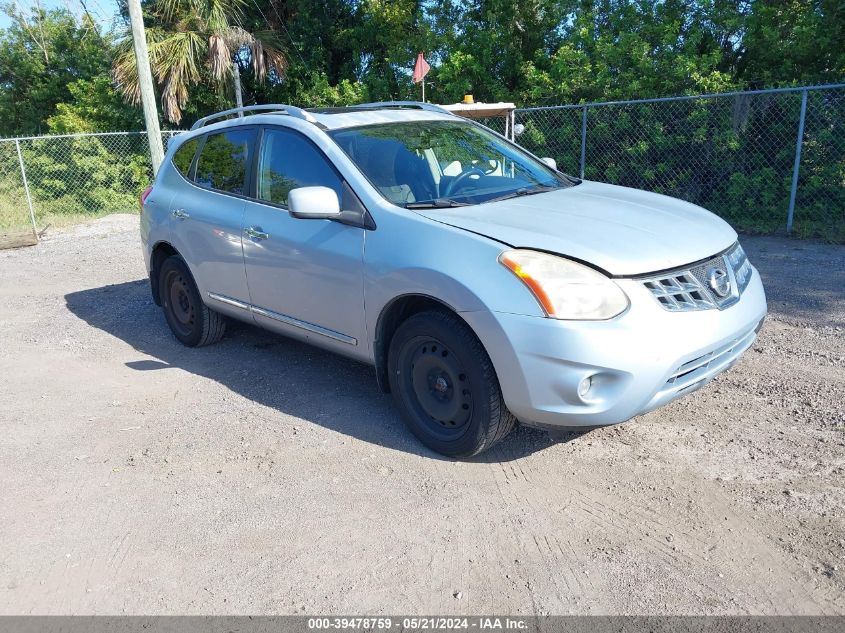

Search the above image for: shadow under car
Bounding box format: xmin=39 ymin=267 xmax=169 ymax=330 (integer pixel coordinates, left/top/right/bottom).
xmin=64 ymin=279 xmax=577 ymax=462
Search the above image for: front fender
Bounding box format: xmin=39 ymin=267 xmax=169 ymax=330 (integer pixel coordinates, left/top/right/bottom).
xmin=362 ymin=207 xmax=545 ymax=364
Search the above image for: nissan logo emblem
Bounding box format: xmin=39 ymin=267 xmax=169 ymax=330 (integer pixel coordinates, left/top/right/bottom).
xmin=707 ymin=266 xmax=731 ymax=298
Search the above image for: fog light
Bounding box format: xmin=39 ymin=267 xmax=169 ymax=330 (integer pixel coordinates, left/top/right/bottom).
xmin=578 ymin=376 xmax=593 ymax=399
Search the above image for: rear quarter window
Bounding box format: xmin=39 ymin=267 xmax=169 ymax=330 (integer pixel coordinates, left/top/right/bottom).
xmin=172 ymin=138 xmax=198 ymax=178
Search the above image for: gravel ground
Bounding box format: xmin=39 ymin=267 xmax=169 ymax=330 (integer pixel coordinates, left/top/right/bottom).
xmin=0 ymin=214 xmax=843 ymax=615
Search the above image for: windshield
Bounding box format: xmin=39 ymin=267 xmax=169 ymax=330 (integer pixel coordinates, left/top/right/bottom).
xmin=328 ymin=120 xmax=576 ymax=208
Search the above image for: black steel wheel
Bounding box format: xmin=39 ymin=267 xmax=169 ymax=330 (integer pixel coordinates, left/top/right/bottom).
xmin=402 ymin=335 xmax=473 ymax=439
xmin=387 ymin=310 xmax=516 ymax=457
xmin=158 ymin=255 xmax=226 ymax=347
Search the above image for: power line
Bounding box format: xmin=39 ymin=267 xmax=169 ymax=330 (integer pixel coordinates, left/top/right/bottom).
xmin=256 ymin=0 xmax=306 ymax=67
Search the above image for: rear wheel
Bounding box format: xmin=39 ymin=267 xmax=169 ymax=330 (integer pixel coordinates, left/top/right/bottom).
xmin=158 ymin=255 xmax=226 ymax=347
xmin=387 ymin=310 xmax=516 ymax=457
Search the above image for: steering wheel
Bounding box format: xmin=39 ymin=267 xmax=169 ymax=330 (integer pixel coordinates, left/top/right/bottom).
xmin=483 ymin=159 xmax=501 ymax=175
xmin=442 ymin=166 xmax=486 ymax=198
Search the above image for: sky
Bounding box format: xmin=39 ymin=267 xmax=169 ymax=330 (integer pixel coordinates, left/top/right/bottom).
xmin=0 ymin=0 xmax=119 ymax=30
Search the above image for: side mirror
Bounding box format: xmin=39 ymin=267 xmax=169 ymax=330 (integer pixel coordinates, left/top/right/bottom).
xmin=540 ymin=157 xmax=557 ymax=170
xmin=288 ymin=186 xmax=342 ymax=220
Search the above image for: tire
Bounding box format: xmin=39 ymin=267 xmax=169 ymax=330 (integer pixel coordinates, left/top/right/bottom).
xmin=387 ymin=309 xmax=517 ymax=458
xmin=158 ymin=255 xmax=226 ymax=347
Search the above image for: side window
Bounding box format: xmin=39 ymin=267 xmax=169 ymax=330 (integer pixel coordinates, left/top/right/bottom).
xmin=172 ymin=138 xmax=198 ymax=178
xmin=195 ymin=129 xmax=255 ymax=195
xmin=257 ymin=128 xmax=343 ymax=207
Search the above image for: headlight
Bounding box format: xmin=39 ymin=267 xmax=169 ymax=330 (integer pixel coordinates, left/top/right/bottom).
xmin=725 ymin=243 xmax=752 ymax=292
xmin=499 ymin=249 xmax=629 ymax=320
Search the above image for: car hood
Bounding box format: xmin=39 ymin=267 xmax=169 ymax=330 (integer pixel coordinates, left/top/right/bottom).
xmin=416 ymin=180 xmax=737 ymax=276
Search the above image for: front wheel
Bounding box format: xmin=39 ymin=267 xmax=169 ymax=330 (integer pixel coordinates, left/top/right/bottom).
xmin=158 ymin=255 xmax=227 ymax=347
xmin=387 ymin=310 xmax=516 ymax=457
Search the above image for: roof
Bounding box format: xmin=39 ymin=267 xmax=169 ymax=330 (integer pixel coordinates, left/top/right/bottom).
xmin=307 ymin=108 xmax=456 ymax=130
xmin=189 ymin=102 xmax=462 ymax=133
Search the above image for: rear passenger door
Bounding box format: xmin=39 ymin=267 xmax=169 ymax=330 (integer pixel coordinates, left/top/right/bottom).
xmin=170 ymin=127 xmax=257 ymax=316
xmin=240 ymin=126 xmax=366 ymax=357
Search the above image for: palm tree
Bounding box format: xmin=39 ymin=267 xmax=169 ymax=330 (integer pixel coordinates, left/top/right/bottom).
xmin=114 ymin=0 xmax=286 ymax=124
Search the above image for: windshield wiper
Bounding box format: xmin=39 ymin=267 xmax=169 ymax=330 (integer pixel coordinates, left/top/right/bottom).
xmin=406 ymin=185 xmax=559 ymax=209
xmin=405 ymin=198 xmax=470 ymax=209
xmin=484 ymin=185 xmax=559 ymax=204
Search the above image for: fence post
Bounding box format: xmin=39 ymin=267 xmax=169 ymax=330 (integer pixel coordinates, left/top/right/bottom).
xmin=14 ymin=139 xmax=37 ymax=237
xmin=580 ymin=105 xmax=588 ymax=179
xmin=786 ymin=89 xmax=808 ymax=234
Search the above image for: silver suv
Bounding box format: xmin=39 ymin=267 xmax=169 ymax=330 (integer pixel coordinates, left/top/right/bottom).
xmin=140 ymin=102 xmax=767 ymax=457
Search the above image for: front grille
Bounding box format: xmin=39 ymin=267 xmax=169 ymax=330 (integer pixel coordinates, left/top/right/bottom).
xmin=641 ymin=243 xmax=752 ymax=312
xmin=641 ymin=319 xmax=762 ymax=414
xmin=664 ymin=325 xmax=758 ymax=391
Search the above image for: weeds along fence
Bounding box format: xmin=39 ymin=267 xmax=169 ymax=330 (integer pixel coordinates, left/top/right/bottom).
xmin=513 ymin=84 xmax=845 ymax=242
xmin=0 ymin=131 xmax=181 ymax=235
xmin=0 ymin=84 xmax=843 ymax=242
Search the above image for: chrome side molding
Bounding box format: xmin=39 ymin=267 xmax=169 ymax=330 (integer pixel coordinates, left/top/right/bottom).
xmin=206 ymin=292 xmax=357 ymax=345
xmin=207 ymin=292 xmax=250 ymax=311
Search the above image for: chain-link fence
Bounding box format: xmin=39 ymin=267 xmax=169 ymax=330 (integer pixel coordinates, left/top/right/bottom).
xmin=0 ymin=85 xmax=843 ymax=242
xmin=0 ymin=130 xmax=181 ymax=236
xmin=515 ymin=84 xmax=845 ymax=242
xmin=0 ymin=140 xmax=33 ymax=235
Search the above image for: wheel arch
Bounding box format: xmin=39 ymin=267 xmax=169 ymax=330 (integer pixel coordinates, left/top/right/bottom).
xmin=373 ymin=294 xmax=479 ymax=393
xmin=149 ymin=241 xmax=181 ymax=306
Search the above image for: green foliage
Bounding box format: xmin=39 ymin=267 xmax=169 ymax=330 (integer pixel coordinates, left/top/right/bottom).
xmin=5 ymin=0 xmax=842 ymax=130
xmin=271 ymin=70 xmax=368 ymax=107
xmin=0 ymin=142 xmax=29 ymax=231
xmin=518 ymin=91 xmax=845 ymax=242
xmin=792 ymin=89 xmax=845 ymax=241
xmin=1 ymin=131 xmax=151 ymax=232
xmin=739 ymin=0 xmax=845 ymax=87
xmin=0 ymin=1 xmax=843 ymax=240
xmin=47 ymin=76 xmax=143 ymax=133
xmin=112 ymin=0 xmax=288 ymax=124
xmin=22 ymin=135 xmax=150 ymax=222
xmin=0 ymin=7 xmax=126 ymax=136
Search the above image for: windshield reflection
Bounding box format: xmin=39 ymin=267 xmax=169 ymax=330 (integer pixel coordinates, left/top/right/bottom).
xmin=329 ymin=121 xmax=577 ymax=208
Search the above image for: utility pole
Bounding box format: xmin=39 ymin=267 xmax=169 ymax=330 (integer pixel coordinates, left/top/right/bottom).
xmin=127 ymin=0 xmax=164 ymax=176
xmin=233 ymin=63 xmax=244 ymax=115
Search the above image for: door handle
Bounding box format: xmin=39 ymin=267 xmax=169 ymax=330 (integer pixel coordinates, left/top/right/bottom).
xmin=171 ymin=209 xmax=190 ymax=220
xmin=244 ymin=226 xmax=269 ymax=240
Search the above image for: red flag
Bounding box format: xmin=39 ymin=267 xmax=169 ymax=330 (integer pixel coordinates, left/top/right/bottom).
xmin=412 ymin=53 xmax=430 ymax=83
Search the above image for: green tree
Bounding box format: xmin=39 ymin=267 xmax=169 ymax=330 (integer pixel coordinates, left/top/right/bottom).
xmin=342 ymin=0 xmax=435 ymax=99
xmin=0 ymin=6 xmax=113 ymax=135
xmin=738 ymin=0 xmax=845 ymax=87
xmin=431 ymin=0 xmax=572 ymax=103
xmin=511 ymin=0 xmax=738 ymax=105
xmin=242 ymin=0 xmax=447 ymax=105
xmin=113 ymin=0 xmax=288 ymax=124
xmin=47 ymin=76 xmax=143 ymax=133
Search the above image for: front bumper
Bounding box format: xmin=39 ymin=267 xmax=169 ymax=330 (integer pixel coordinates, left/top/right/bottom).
xmin=461 ymin=267 xmax=767 ymax=428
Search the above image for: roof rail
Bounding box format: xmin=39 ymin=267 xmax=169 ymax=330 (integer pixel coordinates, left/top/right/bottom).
xmin=353 ymin=101 xmax=453 ymax=115
xmin=190 ymin=104 xmax=317 ymax=130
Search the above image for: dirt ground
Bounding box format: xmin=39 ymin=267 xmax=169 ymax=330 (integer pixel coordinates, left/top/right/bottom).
xmin=0 ymin=214 xmax=843 ymax=615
